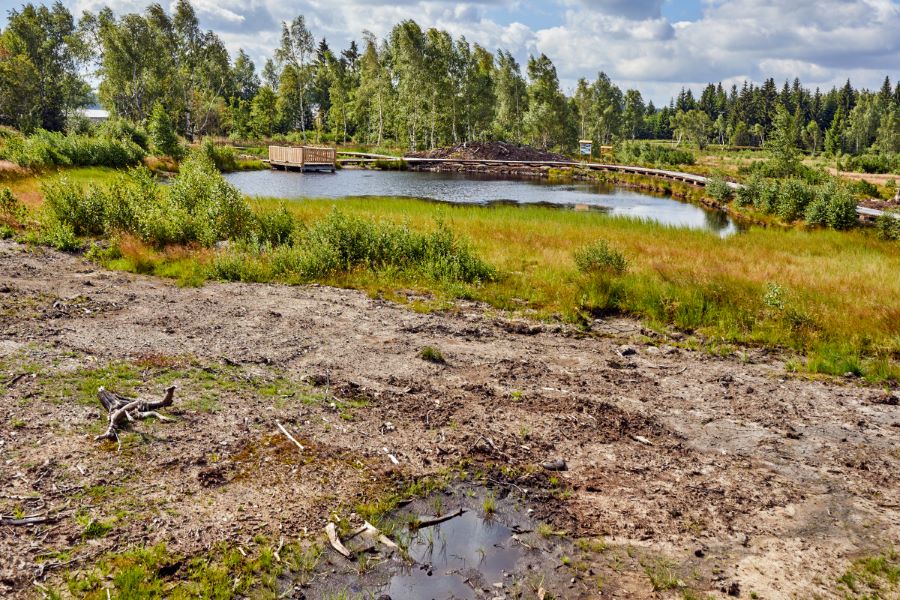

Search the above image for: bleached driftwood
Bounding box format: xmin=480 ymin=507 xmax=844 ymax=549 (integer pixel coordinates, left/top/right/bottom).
xmin=94 ymin=386 xmax=176 ymax=442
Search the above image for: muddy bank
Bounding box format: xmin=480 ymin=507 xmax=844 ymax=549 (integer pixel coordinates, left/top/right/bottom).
xmin=0 ymin=239 xmax=898 ymax=598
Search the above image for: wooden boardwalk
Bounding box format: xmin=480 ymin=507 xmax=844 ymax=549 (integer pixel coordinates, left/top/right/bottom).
xmin=269 ymin=146 xmax=336 ymax=172
xmin=336 ymin=151 xmax=898 ymax=220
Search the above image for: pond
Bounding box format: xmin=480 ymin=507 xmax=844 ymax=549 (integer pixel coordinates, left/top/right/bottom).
xmin=225 ymin=169 xmax=741 ymax=236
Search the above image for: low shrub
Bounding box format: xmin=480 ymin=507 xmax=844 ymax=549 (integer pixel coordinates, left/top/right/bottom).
xmin=198 ymin=139 xmax=238 ymax=172
xmin=616 ymin=142 xmax=695 ymax=167
xmin=844 ymin=153 xmax=900 ymax=174
xmin=0 ymin=187 xmax=26 ymax=224
xmin=705 ymin=176 xmax=734 ymax=203
xmin=776 ymin=179 xmax=816 ymax=222
xmin=99 ymin=118 xmax=150 ymax=150
xmin=733 ymin=177 xmax=859 ymax=230
xmin=574 ymin=239 xmax=628 ymax=275
xmin=875 ymin=211 xmax=900 ymax=240
xmin=0 ymin=130 xmax=145 ymax=169
xmin=42 ymin=150 xmax=254 ymax=248
xmin=734 ymin=175 xmax=762 ymax=207
xmin=254 ymin=204 xmax=298 ymax=246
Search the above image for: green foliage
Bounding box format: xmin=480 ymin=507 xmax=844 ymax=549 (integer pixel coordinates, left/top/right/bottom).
xmin=419 ymin=346 xmax=445 ymax=363
xmin=843 ymin=153 xmax=900 ymax=174
xmin=42 ymin=219 xmax=81 ymax=251
xmin=616 ymin=142 xmax=695 ymax=167
xmin=875 ymin=212 xmax=900 ymax=241
xmin=148 ymin=102 xmax=182 ymax=159
xmin=776 ymin=178 xmax=816 ymax=222
xmin=0 ymin=130 xmax=144 ymax=169
xmin=41 ymin=151 xmax=254 ymax=248
xmin=274 ymin=210 xmax=494 ymax=283
xmin=0 ymin=187 xmax=26 ymax=224
xmin=99 ymin=118 xmax=149 ymax=150
xmin=705 ymin=176 xmax=734 ymax=203
xmin=254 ymin=204 xmax=298 ymax=246
xmin=198 ymin=139 xmax=238 ymax=172
xmin=574 ymin=239 xmax=628 ymax=275
xmin=734 ymin=177 xmax=859 ymax=230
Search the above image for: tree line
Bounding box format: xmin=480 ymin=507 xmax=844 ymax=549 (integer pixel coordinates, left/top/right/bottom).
xmin=1 ymin=0 xmax=899 ymax=157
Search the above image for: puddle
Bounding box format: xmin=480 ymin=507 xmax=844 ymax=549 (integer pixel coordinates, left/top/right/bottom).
xmin=306 ymin=483 xmax=572 ymax=599
xmin=384 ymin=510 xmax=524 ymax=599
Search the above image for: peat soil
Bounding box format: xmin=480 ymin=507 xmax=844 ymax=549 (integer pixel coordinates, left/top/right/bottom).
xmin=0 ymin=239 xmax=898 ymax=598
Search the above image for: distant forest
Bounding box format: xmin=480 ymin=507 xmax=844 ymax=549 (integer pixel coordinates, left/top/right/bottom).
xmin=1 ymin=0 xmax=899 ymax=157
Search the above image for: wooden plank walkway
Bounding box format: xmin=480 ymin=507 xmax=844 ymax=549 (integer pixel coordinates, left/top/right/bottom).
xmin=335 ymin=152 xmax=898 ymax=220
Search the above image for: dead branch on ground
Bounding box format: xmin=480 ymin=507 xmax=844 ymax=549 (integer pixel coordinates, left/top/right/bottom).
xmin=94 ymin=386 xmax=176 ymax=442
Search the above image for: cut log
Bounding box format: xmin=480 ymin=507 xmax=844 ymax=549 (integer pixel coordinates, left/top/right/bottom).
xmin=95 ymin=386 xmax=176 ymax=442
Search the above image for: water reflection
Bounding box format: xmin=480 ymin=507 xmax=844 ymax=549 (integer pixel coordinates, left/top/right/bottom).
xmin=225 ymin=169 xmax=741 ymax=236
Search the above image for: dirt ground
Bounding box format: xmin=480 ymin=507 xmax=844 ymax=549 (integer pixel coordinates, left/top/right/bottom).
xmin=1 ymin=239 xmax=898 ymax=599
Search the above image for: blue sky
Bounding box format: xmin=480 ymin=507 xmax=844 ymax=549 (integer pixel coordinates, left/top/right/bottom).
xmin=2 ymin=0 xmax=898 ymax=104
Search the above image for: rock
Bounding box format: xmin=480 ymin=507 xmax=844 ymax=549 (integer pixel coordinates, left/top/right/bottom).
xmin=873 ymin=392 xmax=899 ymax=406
xmin=618 ymin=345 xmax=637 ymax=357
xmin=542 ymin=459 xmax=568 ymax=471
xmin=723 ymin=581 xmax=740 ymax=596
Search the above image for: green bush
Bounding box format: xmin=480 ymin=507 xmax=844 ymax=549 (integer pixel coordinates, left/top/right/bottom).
xmin=574 ymin=239 xmax=628 ymax=275
xmin=776 ymin=179 xmax=816 ymax=222
xmin=824 ymin=187 xmax=859 ymax=230
xmin=0 ymin=130 xmax=144 ymax=169
xmin=42 ymin=219 xmax=81 ymax=251
xmin=198 ymin=139 xmax=238 ymax=172
xmin=168 ymin=153 xmax=253 ymax=243
xmin=148 ymin=102 xmax=182 ymax=159
xmin=616 ymin=142 xmax=695 ymax=167
xmin=844 ymin=153 xmax=900 ymax=174
xmin=42 ymin=150 xmax=254 ymax=248
xmin=99 ymin=118 xmax=149 ymax=150
xmin=0 ymin=187 xmax=26 ymax=224
xmin=734 ymin=175 xmax=762 ymax=207
xmin=705 ymin=176 xmax=734 ymax=203
xmin=848 ymin=179 xmax=879 ymax=199
xmin=875 ymin=211 xmax=900 ymax=240
xmin=254 ymin=204 xmax=297 ymax=246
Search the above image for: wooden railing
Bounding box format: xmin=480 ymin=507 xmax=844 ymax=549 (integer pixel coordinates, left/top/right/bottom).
xmin=268 ymin=145 xmax=336 ymax=167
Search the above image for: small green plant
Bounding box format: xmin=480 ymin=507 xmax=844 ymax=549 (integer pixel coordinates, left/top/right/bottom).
xmin=420 ymin=346 xmax=445 ymax=364
xmin=574 ymin=239 xmax=628 ymax=275
xmin=482 ymin=492 xmax=496 ymax=515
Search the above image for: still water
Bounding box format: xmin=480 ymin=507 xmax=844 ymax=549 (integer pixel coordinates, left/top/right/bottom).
xmin=225 ymin=169 xmax=740 ymax=235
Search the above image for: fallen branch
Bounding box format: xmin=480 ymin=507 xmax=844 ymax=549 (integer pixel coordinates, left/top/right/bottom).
xmin=412 ymin=508 xmax=465 ymax=530
xmin=94 ymin=386 xmax=176 ymax=442
xmin=325 ymin=523 xmax=351 ymax=558
xmin=1 ymin=513 xmax=58 ymax=526
xmin=276 ymin=421 xmax=304 ymax=451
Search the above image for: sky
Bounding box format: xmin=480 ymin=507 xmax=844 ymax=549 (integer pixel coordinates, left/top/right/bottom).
xmin=1 ymin=0 xmax=899 ymax=104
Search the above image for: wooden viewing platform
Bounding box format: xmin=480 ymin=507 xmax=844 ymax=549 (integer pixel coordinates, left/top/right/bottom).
xmin=268 ymin=145 xmax=336 ymax=172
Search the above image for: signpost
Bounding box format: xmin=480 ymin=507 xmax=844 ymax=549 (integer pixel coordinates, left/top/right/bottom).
xmin=579 ymin=139 xmax=593 ymax=158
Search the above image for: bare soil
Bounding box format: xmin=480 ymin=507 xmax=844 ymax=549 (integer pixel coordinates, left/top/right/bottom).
xmin=1 ymin=239 xmax=898 ymax=598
